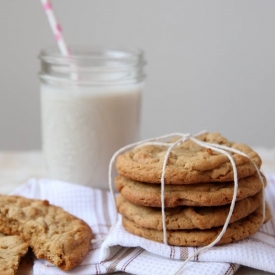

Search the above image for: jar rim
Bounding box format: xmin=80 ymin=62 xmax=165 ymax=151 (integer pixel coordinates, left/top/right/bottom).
xmin=39 ymin=45 xmax=146 ymax=86
xmin=39 ymin=45 xmax=146 ymax=66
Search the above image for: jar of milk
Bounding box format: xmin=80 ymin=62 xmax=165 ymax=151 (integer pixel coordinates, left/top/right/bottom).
xmin=39 ymin=46 xmax=146 ymax=189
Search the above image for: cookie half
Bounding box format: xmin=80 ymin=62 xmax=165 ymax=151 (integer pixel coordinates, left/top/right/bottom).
xmin=117 ymin=190 xmax=263 ymax=230
xmin=116 ymin=132 xmax=261 ymax=184
xmin=0 ymin=195 xmax=93 ymax=271
xmin=122 ymin=205 xmax=267 ymax=247
xmin=115 ymin=173 xmax=265 ymax=207
xmin=0 ymin=233 xmax=29 ymax=275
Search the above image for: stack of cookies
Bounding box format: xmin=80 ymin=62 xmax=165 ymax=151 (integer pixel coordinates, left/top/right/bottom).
xmin=115 ymin=132 xmax=271 ymax=246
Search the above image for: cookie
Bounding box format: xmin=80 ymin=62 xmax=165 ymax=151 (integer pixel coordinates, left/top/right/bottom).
xmin=117 ymin=190 xmax=263 ymax=230
xmin=0 ymin=233 xmax=29 ymax=275
xmin=0 ymin=195 xmax=93 ymax=271
xmin=115 ymin=173 xmax=265 ymax=207
xmin=116 ymin=132 xmax=262 ymax=184
xmin=122 ymin=205 xmax=268 ymax=246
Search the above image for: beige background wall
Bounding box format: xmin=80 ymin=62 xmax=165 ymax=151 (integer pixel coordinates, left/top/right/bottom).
xmin=1 ymin=0 xmax=275 ymax=150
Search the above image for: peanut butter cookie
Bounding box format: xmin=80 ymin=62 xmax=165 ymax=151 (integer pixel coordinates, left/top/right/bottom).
xmin=116 ymin=132 xmax=261 ymax=184
xmin=122 ymin=205 xmax=269 ymax=246
xmin=115 ymin=173 xmax=265 ymax=207
xmin=0 ymin=195 xmax=93 ymax=271
xmin=0 ymin=233 xmax=28 ymax=275
xmin=117 ymin=190 xmax=263 ymax=230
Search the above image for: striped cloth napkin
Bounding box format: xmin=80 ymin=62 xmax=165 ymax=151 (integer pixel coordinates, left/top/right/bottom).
xmin=11 ymin=175 xmax=275 ymax=275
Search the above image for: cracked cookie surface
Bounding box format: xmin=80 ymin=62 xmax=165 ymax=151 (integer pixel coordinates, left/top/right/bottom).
xmin=116 ymin=132 xmax=262 ymax=184
xmin=0 ymin=195 xmax=93 ymax=271
xmin=0 ymin=233 xmax=29 ymax=275
xmin=115 ymin=173 xmax=265 ymax=207
xmin=122 ymin=205 xmax=269 ymax=247
xmin=117 ymin=191 xmax=263 ymax=230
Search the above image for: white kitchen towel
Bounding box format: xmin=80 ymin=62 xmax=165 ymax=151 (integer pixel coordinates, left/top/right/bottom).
xmin=11 ymin=174 xmax=275 ymax=275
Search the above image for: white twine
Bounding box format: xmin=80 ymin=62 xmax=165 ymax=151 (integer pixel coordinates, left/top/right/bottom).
xmin=173 ymin=136 xmax=265 ymax=274
xmin=101 ymin=132 xmax=265 ymax=274
xmin=92 ymin=135 xmax=169 ymax=244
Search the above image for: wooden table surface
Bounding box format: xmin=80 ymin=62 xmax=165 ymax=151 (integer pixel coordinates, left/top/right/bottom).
xmin=1 ymin=149 xmax=275 ymax=275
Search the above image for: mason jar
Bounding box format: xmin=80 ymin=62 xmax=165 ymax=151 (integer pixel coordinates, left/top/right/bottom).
xmin=39 ymin=46 xmax=146 ymax=189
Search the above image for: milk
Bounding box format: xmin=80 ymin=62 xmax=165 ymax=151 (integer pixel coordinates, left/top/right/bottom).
xmin=41 ymin=83 xmax=142 ymax=189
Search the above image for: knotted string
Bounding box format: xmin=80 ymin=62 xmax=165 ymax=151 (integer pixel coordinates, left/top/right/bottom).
xmin=103 ymin=132 xmax=265 ymax=274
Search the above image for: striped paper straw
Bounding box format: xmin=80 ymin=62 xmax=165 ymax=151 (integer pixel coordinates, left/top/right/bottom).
xmin=40 ymin=0 xmax=70 ymax=56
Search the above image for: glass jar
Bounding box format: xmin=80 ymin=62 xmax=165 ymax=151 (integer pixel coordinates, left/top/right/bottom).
xmin=39 ymin=46 xmax=146 ymax=189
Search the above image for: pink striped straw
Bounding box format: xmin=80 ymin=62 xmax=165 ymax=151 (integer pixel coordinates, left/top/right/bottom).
xmin=40 ymin=0 xmax=70 ymax=56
